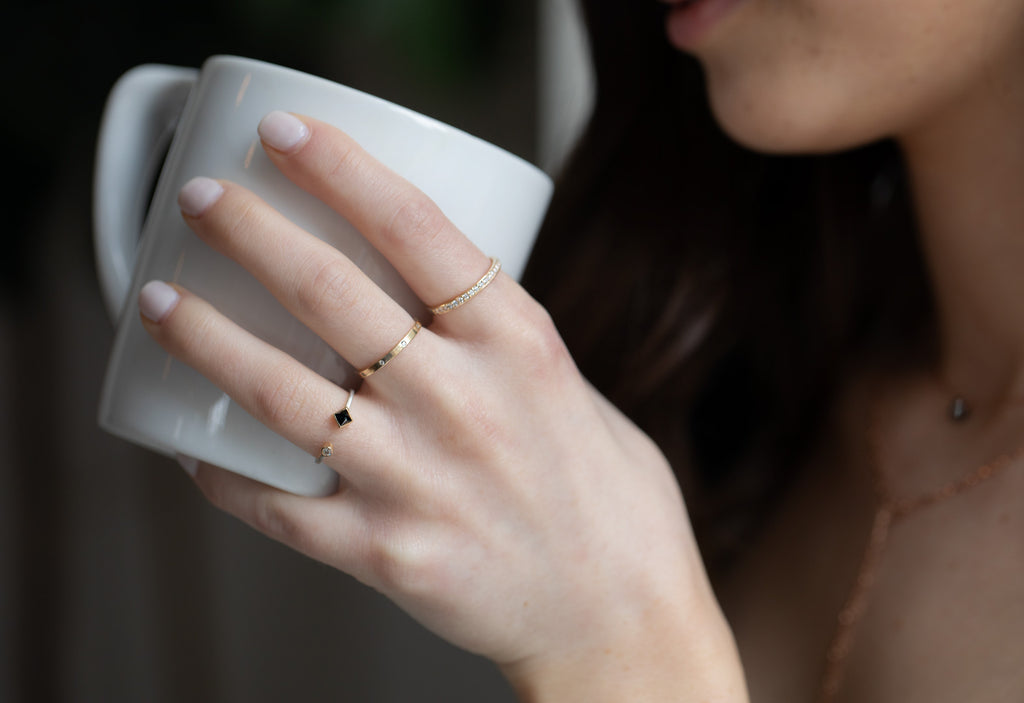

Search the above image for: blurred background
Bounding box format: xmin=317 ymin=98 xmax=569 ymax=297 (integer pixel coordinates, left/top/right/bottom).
xmin=0 ymin=0 xmax=592 ymax=700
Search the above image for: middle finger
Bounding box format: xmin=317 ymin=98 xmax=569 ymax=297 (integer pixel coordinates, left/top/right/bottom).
xmin=178 ymin=177 xmax=417 ymax=378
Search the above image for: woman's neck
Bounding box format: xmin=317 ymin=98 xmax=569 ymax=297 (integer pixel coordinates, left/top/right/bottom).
xmin=898 ymin=62 xmax=1024 ymax=412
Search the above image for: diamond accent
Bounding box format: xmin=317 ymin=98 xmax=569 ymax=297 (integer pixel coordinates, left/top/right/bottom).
xmin=315 ymin=442 xmax=334 ymax=463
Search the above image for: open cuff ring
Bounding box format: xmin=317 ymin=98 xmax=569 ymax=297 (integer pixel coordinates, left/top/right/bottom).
xmin=316 ymin=389 xmax=355 ymax=464
xmin=358 ymin=320 xmax=422 ymax=379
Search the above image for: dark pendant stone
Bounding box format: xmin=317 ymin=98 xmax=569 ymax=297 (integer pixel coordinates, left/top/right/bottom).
xmin=949 ymin=396 xmax=970 ymax=422
xmin=334 ymin=408 xmax=353 ymax=428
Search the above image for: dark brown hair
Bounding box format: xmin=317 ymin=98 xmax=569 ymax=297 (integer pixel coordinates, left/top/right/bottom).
xmin=521 ymin=0 xmax=935 ymax=571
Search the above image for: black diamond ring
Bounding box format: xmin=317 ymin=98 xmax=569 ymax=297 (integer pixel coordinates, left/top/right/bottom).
xmin=315 ymin=389 xmax=355 ymax=464
xmin=334 ymin=389 xmax=355 ymax=428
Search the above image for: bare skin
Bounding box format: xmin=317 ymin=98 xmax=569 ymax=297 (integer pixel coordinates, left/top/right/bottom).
xmin=138 ymin=0 xmax=1024 ymax=699
xmin=720 ymin=367 xmax=1024 ymax=703
xmin=140 ymin=115 xmax=749 ymax=701
xmin=681 ymin=0 xmax=1024 ymax=396
xmin=675 ymin=0 xmax=1024 ymax=699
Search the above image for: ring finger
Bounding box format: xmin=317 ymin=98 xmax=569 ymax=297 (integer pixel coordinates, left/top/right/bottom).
xmin=138 ymin=282 xmax=391 ymax=484
xmin=178 ymin=177 xmax=420 ymax=383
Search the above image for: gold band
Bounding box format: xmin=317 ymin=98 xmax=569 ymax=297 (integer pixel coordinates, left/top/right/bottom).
xmin=359 ymin=321 xmax=422 ymax=379
xmin=429 ymin=258 xmax=501 ymax=315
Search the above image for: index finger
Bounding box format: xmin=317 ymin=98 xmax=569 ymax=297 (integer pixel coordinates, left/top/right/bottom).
xmin=255 ymin=111 xmax=495 ymax=315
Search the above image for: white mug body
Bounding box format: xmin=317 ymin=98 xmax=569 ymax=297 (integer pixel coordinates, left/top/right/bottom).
xmin=97 ymin=56 xmax=553 ymax=496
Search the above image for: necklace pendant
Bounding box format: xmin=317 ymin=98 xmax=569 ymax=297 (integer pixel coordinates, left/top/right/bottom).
xmin=949 ymin=395 xmax=970 ymax=422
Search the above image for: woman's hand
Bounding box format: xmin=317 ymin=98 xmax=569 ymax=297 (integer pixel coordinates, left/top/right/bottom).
xmin=138 ymin=112 xmax=747 ymax=701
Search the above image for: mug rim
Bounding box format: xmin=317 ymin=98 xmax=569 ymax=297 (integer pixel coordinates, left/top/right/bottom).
xmin=201 ymin=54 xmax=552 ymax=183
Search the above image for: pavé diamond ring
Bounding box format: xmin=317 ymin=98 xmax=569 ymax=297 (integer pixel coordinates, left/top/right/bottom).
xmin=429 ymin=258 xmax=501 ymax=315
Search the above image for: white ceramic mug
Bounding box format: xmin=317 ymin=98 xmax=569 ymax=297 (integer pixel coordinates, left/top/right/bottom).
xmin=95 ymin=55 xmax=553 ymax=496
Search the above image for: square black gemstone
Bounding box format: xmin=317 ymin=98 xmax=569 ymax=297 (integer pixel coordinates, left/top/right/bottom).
xmin=334 ymin=408 xmax=353 ymax=428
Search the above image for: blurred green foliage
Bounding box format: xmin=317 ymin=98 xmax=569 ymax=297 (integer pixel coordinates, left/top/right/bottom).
xmin=227 ymin=0 xmax=504 ymax=82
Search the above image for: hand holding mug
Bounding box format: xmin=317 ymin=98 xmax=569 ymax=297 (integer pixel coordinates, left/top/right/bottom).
xmin=139 ymin=112 xmax=747 ymax=701
xmin=96 ymin=57 xmax=551 ymax=496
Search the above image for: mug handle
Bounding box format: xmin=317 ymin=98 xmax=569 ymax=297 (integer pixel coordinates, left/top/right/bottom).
xmin=93 ymin=64 xmax=198 ymax=322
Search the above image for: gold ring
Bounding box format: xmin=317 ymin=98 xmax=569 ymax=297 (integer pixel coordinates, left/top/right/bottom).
xmin=429 ymin=258 xmax=501 ymax=315
xmin=359 ymin=321 xmax=422 ymax=379
xmin=315 ymin=389 xmax=355 ymax=463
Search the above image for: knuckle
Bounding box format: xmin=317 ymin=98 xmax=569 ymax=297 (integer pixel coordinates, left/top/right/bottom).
xmin=512 ymin=300 xmax=574 ymax=372
xmin=196 ymin=477 xmax=317 ymax=553
xmin=294 ymin=254 xmax=355 ymax=319
xmin=383 ymin=193 xmax=449 ymax=251
xmin=323 ymin=138 xmax=362 ymax=188
xmin=165 ymin=305 xmax=218 ymax=359
xmin=249 ymin=495 xmax=311 ymax=547
xmin=366 ymin=528 xmax=440 ymax=596
xmin=196 ymin=472 xmax=231 ymax=512
xmin=203 ymin=196 xmax=264 ymax=250
xmin=252 ymin=364 xmax=309 ymax=428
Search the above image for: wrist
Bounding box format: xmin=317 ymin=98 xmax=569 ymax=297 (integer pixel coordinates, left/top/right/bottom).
xmin=499 ymin=598 xmax=748 ymax=703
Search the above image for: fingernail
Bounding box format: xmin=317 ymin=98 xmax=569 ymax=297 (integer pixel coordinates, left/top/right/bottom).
xmin=139 ymin=280 xmax=180 ymax=323
xmin=178 ymin=177 xmax=224 ymax=217
xmin=258 ymin=111 xmax=309 ymax=152
xmin=176 ymin=453 xmax=199 ymax=478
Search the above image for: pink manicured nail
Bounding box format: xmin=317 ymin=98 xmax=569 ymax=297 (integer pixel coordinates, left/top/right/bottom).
xmin=139 ymin=280 xmax=180 ymax=323
xmin=176 ymin=453 xmax=199 ymax=478
xmin=178 ymin=177 xmax=224 ymax=217
xmin=258 ymin=111 xmax=309 ymax=152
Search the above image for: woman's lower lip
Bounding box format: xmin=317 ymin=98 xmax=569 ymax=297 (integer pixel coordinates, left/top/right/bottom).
xmin=665 ymin=0 xmax=748 ymax=50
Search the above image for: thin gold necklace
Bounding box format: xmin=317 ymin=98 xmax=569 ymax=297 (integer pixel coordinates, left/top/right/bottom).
xmin=816 ymin=396 xmax=1024 ymax=702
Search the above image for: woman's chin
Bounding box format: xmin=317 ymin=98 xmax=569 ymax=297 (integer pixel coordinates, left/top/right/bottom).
xmin=705 ymin=78 xmax=890 ymax=156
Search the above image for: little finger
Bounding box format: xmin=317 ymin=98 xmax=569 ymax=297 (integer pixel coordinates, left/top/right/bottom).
xmin=183 ymin=459 xmax=386 ymax=589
